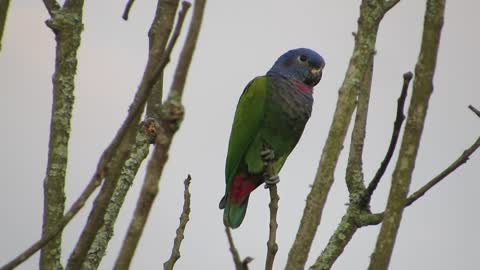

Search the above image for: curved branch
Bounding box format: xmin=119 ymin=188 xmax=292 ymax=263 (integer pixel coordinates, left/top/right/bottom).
xmin=122 ymin=0 xmax=136 ymax=20
xmin=363 ymin=72 xmax=412 ymax=205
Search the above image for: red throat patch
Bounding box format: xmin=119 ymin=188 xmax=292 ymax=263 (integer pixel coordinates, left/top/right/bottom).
xmin=229 ymin=174 xmax=257 ymax=204
xmin=293 ymin=80 xmax=313 ymax=94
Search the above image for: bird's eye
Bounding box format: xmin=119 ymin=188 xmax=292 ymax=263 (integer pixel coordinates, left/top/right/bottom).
xmin=299 ymin=55 xmax=308 ymax=62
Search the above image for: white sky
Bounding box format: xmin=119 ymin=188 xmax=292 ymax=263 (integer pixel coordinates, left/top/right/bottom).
xmin=1 ymin=0 xmax=479 ymax=269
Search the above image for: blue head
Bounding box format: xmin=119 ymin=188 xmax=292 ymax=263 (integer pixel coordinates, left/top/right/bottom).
xmin=267 ymin=48 xmax=325 ymax=87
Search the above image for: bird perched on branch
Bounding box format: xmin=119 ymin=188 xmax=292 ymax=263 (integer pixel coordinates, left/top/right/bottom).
xmin=219 ymin=48 xmax=325 ymax=228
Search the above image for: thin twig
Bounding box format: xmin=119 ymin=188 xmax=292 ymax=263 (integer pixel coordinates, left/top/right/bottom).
xmin=363 ymin=72 xmax=413 ymax=205
xmin=358 ymin=135 xmax=480 ymax=227
xmin=0 ymin=175 xmax=103 ymax=270
xmin=265 ymin=185 xmax=279 ymax=270
xmin=225 ymin=227 xmax=252 ymax=270
xmin=468 ymin=105 xmax=480 ymax=118
xmin=262 ymin=145 xmax=279 ymax=270
xmin=122 ymin=0 xmax=136 ymax=20
xmin=405 ymin=135 xmax=480 ymax=207
xmin=163 ymin=175 xmax=192 ymax=270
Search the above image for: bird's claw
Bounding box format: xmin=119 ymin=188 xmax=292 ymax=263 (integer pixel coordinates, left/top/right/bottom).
xmin=264 ymin=175 xmax=280 ymax=188
xmin=260 ymin=148 xmax=275 ymax=163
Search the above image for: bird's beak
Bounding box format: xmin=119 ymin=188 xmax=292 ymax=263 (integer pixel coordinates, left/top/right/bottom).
xmin=306 ymin=66 xmax=323 ymax=86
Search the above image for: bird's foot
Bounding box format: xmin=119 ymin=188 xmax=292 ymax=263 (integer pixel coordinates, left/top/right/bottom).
xmin=264 ymin=175 xmax=280 ymax=188
xmin=260 ymin=148 xmax=275 ymax=164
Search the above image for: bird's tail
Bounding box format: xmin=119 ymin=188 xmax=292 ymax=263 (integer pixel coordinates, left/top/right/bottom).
xmin=219 ymin=174 xmax=259 ymax=228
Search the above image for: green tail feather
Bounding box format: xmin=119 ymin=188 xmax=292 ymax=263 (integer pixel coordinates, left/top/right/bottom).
xmin=222 ymin=196 xmax=250 ymax=229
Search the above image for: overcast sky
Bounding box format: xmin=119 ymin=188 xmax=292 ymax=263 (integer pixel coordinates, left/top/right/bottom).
xmin=1 ymin=0 xmax=479 ymax=269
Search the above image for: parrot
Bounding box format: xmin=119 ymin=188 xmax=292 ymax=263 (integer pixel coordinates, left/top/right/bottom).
xmin=219 ymin=48 xmax=325 ymax=228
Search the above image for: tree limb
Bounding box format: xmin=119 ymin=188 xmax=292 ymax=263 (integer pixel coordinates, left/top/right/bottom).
xmin=309 ymin=207 xmax=359 ymax=270
xmin=81 ymin=121 xmax=156 ymax=270
xmin=163 ymin=175 xmax=192 ymax=270
xmin=65 ymin=1 xmax=183 ymax=269
xmin=114 ymin=1 xmax=206 ymax=268
xmin=345 ymin=56 xmax=373 ymax=197
xmin=362 ymin=72 xmax=412 ymax=205
xmin=285 ymin=1 xmax=392 ymax=268
xmin=40 ymin=2 xmax=84 ymax=269
xmin=42 ymin=0 xmax=60 ymax=17
xmin=368 ymin=1 xmax=445 ymax=268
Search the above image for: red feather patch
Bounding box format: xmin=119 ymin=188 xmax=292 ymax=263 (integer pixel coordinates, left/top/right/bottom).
xmin=229 ymin=174 xmax=257 ymax=204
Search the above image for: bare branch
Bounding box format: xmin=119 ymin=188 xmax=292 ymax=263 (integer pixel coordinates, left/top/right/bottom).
xmin=42 ymin=0 xmax=60 ymax=17
xmin=168 ymin=0 xmax=205 ymax=99
xmin=114 ymin=1 xmax=206 ymax=268
xmin=81 ymin=121 xmax=156 ymax=270
xmin=225 ymin=227 xmax=253 ymax=270
xmin=40 ymin=1 xmax=85 ymax=268
xmin=163 ymin=175 xmax=192 ymax=270
xmin=309 ymin=208 xmax=358 ymax=270
xmin=66 ymin=1 xmax=182 ymax=269
xmin=147 ymin=1 xmax=192 ymax=120
xmin=468 ymin=105 xmax=480 ymax=118
xmin=345 ymin=57 xmax=373 ymax=196
xmin=265 ymin=185 xmax=279 ymax=270
xmin=363 ymin=72 xmax=412 ymax=205
xmin=359 ymin=135 xmax=480 ymax=227
xmin=406 ymin=135 xmax=480 ymax=206
xmin=286 ymin=1 xmax=385 ymax=268
xmin=122 ymin=0 xmax=136 ymax=20
xmin=368 ymin=0 xmax=446 ymax=268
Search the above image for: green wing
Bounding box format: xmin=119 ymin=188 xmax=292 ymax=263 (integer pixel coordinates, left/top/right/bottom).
xmin=225 ymin=76 xmax=268 ymax=186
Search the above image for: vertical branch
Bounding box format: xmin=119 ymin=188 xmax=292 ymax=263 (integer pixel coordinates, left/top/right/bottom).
xmin=368 ymin=0 xmax=445 ymax=269
xmin=265 ymin=185 xmax=279 ymax=270
xmin=66 ymin=1 xmax=181 ymax=269
xmin=80 ymin=3 xmax=191 ymax=268
xmin=114 ymin=1 xmax=206 ymax=268
xmin=285 ymin=1 xmax=388 ymax=268
xmin=163 ymin=175 xmax=192 ymax=270
xmin=0 ymin=0 xmax=11 ymax=52
xmin=81 ymin=122 xmax=155 ymax=270
xmin=345 ymin=58 xmax=373 ymax=196
xmin=41 ymin=1 xmax=84 ymax=269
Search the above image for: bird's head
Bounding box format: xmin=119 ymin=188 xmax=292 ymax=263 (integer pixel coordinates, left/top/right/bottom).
xmin=267 ymin=48 xmax=325 ymax=88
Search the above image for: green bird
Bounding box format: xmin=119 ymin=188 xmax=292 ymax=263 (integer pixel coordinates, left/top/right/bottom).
xmin=219 ymin=48 xmax=325 ymax=228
